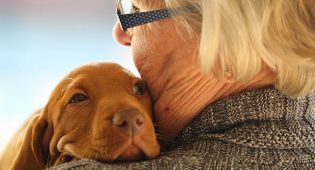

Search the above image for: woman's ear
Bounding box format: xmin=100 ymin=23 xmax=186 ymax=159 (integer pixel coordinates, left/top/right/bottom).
xmin=10 ymin=109 xmax=52 ymax=170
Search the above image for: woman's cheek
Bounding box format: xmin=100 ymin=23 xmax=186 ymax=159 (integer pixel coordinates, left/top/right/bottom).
xmin=131 ymin=32 xmax=155 ymax=68
xmin=131 ymin=39 xmax=149 ymax=71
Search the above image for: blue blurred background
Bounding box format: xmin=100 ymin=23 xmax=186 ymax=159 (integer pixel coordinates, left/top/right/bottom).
xmin=0 ymin=0 xmax=137 ymax=153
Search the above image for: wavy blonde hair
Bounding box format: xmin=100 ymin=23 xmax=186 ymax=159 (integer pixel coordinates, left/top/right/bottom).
xmin=164 ymin=0 xmax=315 ymax=97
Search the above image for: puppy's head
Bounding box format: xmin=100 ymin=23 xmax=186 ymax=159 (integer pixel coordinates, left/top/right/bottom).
xmin=13 ymin=63 xmax=160 ymax=169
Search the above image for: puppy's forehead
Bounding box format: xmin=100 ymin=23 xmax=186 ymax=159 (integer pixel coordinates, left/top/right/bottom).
xmin=69 ymin=63 xmax=136 ymax=79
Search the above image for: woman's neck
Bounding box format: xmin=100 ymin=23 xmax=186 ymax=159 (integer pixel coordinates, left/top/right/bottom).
xmin=152 ymin=66 xmax=275 ymax=145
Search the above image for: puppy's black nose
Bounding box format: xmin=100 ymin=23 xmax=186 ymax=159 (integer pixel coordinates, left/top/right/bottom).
xmin=112 ymin=109 xmax=144 ymax=136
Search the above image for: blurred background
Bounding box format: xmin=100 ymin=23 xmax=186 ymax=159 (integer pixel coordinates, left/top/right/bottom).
xmin=0 ymin=0 xmax=137 ymax=153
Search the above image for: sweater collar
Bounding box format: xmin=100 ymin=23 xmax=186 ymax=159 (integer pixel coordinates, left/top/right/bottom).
xmin=171 ymin=86 xmax=315 ymax=148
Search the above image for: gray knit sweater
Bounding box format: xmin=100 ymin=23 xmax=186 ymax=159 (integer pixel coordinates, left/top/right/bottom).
xmin=50 ymin=86 xmax=315 ymax=169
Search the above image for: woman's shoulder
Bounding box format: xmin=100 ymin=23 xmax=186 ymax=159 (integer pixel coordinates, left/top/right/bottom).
xmin=50 ymin=87 xmax=315 ymax=169
xmin=50 ymin=138 xmax=315 ymax=170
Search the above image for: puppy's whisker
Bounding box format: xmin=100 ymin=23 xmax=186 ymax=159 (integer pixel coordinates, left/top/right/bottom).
xmin=155 ymin=133 xmax=168 ymax=141
xmin=155 ymin=133 xmax=166 ymax=138
xmin=153 ymin=120 xmax=169 ymax=126
xmin=46 ymin=155 xmax=53 ymax=168
xmin=154 ymin=130 xmax=162 ymax=134
xmin=153 ymin=124 xmax=160 ymax=128
xmin=153 ymin=125 xmax=160 ymax=129
xmin=153 ymin=121 xmax=162 ymax=124
xmin=61 ymin=81 xmax=79 ymax=94
xmin=66 ymin=77 xmax=74 ymax=80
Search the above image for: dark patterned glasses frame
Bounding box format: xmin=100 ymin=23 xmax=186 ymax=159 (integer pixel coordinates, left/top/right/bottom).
xmin=116 ymin=4 xmax=195 ymax=32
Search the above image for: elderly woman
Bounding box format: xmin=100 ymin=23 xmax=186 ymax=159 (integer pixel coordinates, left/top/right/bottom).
xmin=55 ymin=0 xmax=315 ymax=169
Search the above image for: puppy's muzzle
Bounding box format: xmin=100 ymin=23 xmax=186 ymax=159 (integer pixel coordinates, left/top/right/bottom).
xmin=112 ymin=109 xmax=144 ymax=136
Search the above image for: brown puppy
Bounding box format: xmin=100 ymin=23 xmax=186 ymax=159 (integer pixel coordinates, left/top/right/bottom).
xmin=0 ymin=62 xmax=160 ymax=170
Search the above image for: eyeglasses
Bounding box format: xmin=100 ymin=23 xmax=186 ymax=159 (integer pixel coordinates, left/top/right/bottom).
xmin=116 ymin=0 xmax=194 ymax=32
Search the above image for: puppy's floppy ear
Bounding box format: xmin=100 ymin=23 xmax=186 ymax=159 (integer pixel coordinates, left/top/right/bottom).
xmin=10 ymin=109 xmax=53 ymax=170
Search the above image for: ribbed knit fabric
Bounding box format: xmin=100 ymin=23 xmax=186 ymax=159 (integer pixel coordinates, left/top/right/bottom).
xmin=50 ymin=86 xmax=315 ymax=169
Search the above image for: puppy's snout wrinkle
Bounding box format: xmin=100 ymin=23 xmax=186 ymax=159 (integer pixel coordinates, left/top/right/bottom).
xmin=112 ymin=109 xmax=144 ymax=136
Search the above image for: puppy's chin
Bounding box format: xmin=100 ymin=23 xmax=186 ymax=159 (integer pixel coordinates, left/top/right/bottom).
xmin=116 ymin=144 xmax=145 ymax=162
xmin=60 ymin=142 xmax=144 ymax=163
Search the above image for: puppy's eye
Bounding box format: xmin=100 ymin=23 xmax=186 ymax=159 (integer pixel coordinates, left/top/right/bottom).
xmin=61 ymin=155 xmax=73 ymax=163
xmin=133 ymin=83 xmax=146 ymax=96
xmin=70 ymin=93 xmax=89 ymax=103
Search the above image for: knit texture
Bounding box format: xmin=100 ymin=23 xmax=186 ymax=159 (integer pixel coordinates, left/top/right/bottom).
xmin=50 ymin=86 xmax=315 ymax=169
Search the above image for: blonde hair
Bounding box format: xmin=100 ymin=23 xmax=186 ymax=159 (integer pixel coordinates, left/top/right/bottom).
xmin=164 ymin=0 xmax=315 ymax=97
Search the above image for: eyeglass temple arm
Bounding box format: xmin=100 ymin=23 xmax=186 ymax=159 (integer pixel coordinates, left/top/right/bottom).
xmin=118 ymin=7 xmax=195 ymax=31
xmin=118 ymin=9 xmax=177 ymax=31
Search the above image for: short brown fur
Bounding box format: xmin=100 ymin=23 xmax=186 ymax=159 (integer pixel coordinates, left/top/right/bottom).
xmin=0 ymin=63 xmax=160 ymax=170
